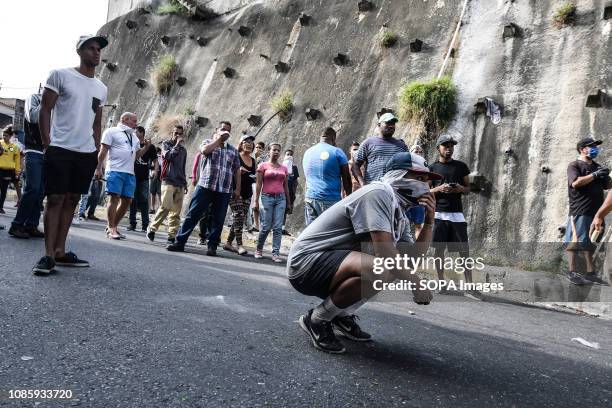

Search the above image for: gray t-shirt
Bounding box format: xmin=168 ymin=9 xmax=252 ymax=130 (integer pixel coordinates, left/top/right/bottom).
xmin=287 ymin=184 xmax=413 ymax=279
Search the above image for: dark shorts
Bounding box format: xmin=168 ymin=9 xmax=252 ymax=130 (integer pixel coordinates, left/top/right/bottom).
xmin=150 ymin=177 xmax=162 ymax=195
xmin=44 ymin=146 xmax=98 ymax=195
xmin=432 ymin=219 xmax=469 ymax=253
xmin=289 ymin=250 xmax=352 ymax=299
xmin=0 ymin=169 xmax=16 ymax=179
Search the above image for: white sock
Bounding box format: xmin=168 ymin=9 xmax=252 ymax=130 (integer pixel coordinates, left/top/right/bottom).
xmin=340 ymin=299 xmax=367 ymax=316
xmin=311 ymin=297 xmax=344 ymax=323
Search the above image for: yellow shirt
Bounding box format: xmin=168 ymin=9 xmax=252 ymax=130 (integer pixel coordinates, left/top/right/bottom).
xmin=0 ymin=140 xmax=21 ymax=173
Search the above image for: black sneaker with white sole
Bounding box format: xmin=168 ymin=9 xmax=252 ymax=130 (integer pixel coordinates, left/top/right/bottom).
xmin=332 ymin=314 xmax=372 ymax=342
xmin=33 ymin=256 xmax=55 ymax=275
xmin=147 ymin=230 xmax=155 ymax=241
xmin=54 ymin=252 xmax=89 ymax=267
xmin=566 ymin=271 xmax=590 ymax=285
xmin=299 ymin=309 xmax=346 ymax=354
xmin=583 ymin=273 xmax=609 ymax=285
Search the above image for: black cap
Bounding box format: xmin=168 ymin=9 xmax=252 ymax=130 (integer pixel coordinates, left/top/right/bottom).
xmin=436 ymin=134 xmax=458 ymax=147
xmin=576 ymin=137 xmax=602 ymax=151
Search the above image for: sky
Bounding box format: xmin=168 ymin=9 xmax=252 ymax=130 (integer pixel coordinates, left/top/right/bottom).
xmin=0 ymin=0 xmax=109 ymax=100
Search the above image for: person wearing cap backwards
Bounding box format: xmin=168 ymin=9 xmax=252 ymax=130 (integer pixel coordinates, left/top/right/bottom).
xmin=32 ymin=35 xmax=108 ymax=275
xmin=288 ymin=152 xmax=438 ymax=353
xmin=428 ymin=135 xmax=472 ymax=291
xmin=351 ymin=112 xmax=408 ymax=186
xmin=167 ymin=121 xmax=240 ymax=256
xmin=564 ymin=137 xmax=610 ymax=285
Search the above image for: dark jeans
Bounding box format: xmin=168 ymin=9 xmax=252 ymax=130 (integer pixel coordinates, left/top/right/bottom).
xmin=12 ymin=152 xmax=45 ymax=228
xmin=198 ymin=205 xmax=212 ymax=239
xmin=176 ymin=186 xmax=231 ymax=249
xmin=80 ymin=179 xmax=102 ymax=217
xmin=129 ymin=179 xmax=150 ymax=228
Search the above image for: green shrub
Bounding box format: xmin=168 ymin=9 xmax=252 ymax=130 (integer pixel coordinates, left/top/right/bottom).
xmin=552 ymin=2 xmax=576 ymax=26
xmin=380 ymin=31 xmax=397 ymax=48
xmin=152 ymin=54 xmax=178 ymax=94
xmin=184 ymin=107 xmax=195 ymax=116
xmin=157 ymin=0 xmax=191 ymax=16
xmin=270 ymin=91 xmax=294 ymax=119
xmin=397 ymin=76 xmax=457 ymax=140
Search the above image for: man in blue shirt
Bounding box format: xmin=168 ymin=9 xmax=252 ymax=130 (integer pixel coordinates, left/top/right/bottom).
xmin=303 ymin=127 xmax=352 ymax=225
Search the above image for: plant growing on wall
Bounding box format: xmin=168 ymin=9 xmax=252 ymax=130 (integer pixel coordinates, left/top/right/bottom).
xmin=397 ymin=76 xmax=457 ymax=142
xmin=270 ymin=91 xmax=294 ymax=120
xmin=380 ymin=31 xmax=397 ymax=48
xmin=156 ymin=0 xmax=192 ymax=16
xmin=152 ymin=54 xmax=178 ymax=94
xmin=552 ymin=1 xmax=576 ymax=27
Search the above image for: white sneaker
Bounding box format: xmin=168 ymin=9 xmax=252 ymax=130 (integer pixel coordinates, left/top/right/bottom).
xmin=72 ymin=217 xmax=80 ymax=225
xmin=254 ymin=250 xmax=263 ymax=259
xmin=237 ymin=246 xmax=248 ymax=255
xmin=272 ymin=255 xmax=282 ymax=263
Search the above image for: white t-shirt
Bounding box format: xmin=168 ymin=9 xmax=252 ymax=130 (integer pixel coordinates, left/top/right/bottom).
xmin=44 ymin=68 xmax=107 ymax=153
xmin=101 ymin=124 xmax=140 ymax=174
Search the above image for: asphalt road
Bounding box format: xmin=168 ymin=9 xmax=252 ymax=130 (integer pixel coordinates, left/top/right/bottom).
xmin=0 ymin=207 xmax=611 ymax=407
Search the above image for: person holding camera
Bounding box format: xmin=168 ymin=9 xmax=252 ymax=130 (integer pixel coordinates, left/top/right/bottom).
xmin=429 ymin=135 xmax=472 ymax=288
xmin=564 ymin=137 xmax=610 ymax=285
xmin=167 ymin=121 xmax=240 ymax=256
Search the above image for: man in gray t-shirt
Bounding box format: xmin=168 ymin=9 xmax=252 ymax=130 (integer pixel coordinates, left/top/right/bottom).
xmin=289 ymin=152 xmax=441 ymax=354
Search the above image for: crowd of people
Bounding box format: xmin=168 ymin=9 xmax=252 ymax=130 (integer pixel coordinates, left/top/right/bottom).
xmin=1 ymin=33 xmax=609 ymax=354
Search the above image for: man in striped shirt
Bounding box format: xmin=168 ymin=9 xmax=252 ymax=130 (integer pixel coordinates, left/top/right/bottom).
xmin=167 ymin=121 xmax=241 ymax=256
xmin=351 ymin=113 xmax=408 ymax=186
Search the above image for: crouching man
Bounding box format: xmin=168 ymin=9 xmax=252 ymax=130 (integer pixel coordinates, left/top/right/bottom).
xmin=287 ymin=152 xmax=441 ymax=353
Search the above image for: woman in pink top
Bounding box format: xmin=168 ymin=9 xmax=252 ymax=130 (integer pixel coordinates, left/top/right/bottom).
xmin=253 ymin=143 xmax=291 ymax=262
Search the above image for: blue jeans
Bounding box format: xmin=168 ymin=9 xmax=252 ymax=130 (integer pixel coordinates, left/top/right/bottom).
xmin=304 ymin=198 xmax=338 ymax=226
xmin=257 ymin=193 xmax=286 ymax=255
xmin=129 ymin=179 xmax=150 ymax=228
xmin=78 ymin=179 xmax=102 ymax=216
xmin=12 ymin=152 xmax=45 ymax=228
xmin=176 ymin=186 xmax=231 ymax=249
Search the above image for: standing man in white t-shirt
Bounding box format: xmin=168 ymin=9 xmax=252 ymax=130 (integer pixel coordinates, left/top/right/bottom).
xmin=33 ymin=35 xmax=108 ymax=275
xmin=95 ymin=112 xmax=150 ymax=239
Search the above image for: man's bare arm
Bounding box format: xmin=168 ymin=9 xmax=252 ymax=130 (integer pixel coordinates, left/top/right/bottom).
xmin=351 ymin=161 xmax=366 ymax=187
xmin=93 ymin=107 xmax=103 ymax=151
xmin=39 ymin=89 xmax=58 ymax=148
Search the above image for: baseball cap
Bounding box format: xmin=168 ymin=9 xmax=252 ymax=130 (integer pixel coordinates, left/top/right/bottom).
xmin=76 ymin=35 xmax=109 ymax=51
xmin=240 ymin=134 xmax=255 ymax=143
xmin=436 ymin=134 xmax=458 ymax=147
xmin=576 ymin=137 xmax=602 ymax=150
xmin=385 ymin=152 xmax=443 ymax=180
xmin=378 ymin=112 xmax=398 ymax=124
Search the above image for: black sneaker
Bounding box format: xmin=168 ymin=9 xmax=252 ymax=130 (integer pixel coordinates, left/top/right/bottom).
xmin=8 ymin=225 xmax=29 ymax=239
xmin=566 ymin=271 xmax=590 ymax=285
xmin=197 ymin=238 xmax=207 ymax=245
xmin=282 ymin=229 xmax=292 ymax=236
xmin=167 ymin=237 xmax=176 ymax=244
xmin=54 ymin=252 xmax=89 ymax=267
xmin=206 ymin=247 xmax=217 ymax=256
xmin=147 ymin=230 xmax=155 ymax=241
xmin=583 ymin=273 xmax=609 ymax=285
xmin=126 ymin=224 xmax=136 ymax=231
xmin=299 ymin=309 xmax=346 ymax=354
xmin=167 ymin=242 xmax=185 ymax=252
xmin=33 ymin=256 xmax=55 ymax=275
xmin=332 ymin=314 xmax=372 ymax=342
xmin=141 ymin=227 xmax=148 ymax=233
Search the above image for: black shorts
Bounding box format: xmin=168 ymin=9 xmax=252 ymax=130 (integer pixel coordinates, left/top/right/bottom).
xmin=0 ymin=169 xmax=15 ymax=180
xmin=289 ymin=250 xmax=352 ymax=299
xmin=44 ymin=146 xmax=98 ymax=195
xmin=432 ymin=219 xmax=469 ymax=253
